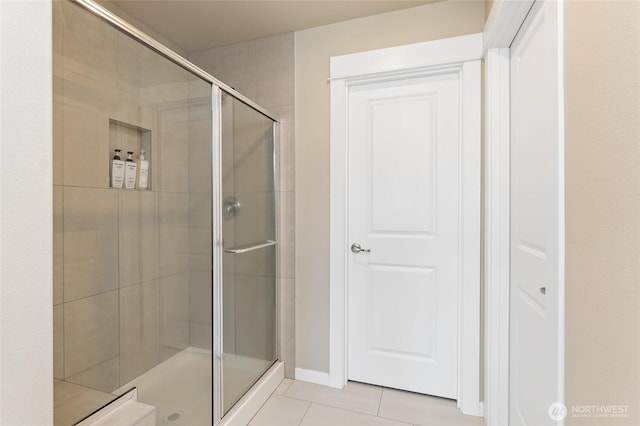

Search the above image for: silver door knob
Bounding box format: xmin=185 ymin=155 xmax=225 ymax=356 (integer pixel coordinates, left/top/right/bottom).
xmin=351 ymin=243 xmax=371 ymax=253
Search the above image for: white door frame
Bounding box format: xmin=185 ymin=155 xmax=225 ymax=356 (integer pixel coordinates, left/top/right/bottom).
xmin=328 ymin=33 xmax=483 ymax=416
xmin=483 ymin=1 xmax=565 ymax=425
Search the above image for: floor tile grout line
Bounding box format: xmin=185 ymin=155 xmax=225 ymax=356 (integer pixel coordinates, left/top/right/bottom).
xmin=297 ymin=401 xmax=313 ymax=426
xmin=377 ymin=388 xmax=384 ymax=416
xmin=279 ymin=378 xmax=294 ymax=395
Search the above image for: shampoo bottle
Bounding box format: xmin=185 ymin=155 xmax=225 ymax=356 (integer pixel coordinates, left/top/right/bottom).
xmin=137 ymin=149 xmax=149 ymax=189
xmin=111 ymin=149 xmax=125 ymax=189
xmin=124 ymin=151 xmax=137 ymax=189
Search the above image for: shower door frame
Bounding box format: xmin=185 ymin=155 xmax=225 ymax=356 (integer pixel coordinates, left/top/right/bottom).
xmin=69 ymin=1 xmax=281 ymax=425
xmin=212 ymin=88 xmax=281 ymax=424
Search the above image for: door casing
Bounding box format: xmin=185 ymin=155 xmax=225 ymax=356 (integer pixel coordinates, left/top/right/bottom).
xmin=328 ymin=33 xmax=483 ymax=416
xmin=483 ymin=1 xmax=566 ymax=425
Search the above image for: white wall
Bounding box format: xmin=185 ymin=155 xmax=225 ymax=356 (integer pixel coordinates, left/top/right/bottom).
xmin=0 ymin=0 xmax=53 ymax=424
xmin=294 ymin=0 xmax=485 ymax=373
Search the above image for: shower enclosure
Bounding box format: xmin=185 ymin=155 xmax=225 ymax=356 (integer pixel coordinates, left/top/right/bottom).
xmin=53 ymin=1 xmax=278 ymax=424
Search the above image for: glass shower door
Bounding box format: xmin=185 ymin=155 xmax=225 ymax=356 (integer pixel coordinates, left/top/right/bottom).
xmin=220 ymin=92 xmax=277 ymax=414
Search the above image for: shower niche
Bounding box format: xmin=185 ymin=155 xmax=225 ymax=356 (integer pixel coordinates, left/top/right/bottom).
xmin=108 ymin=119 xmax=152 ymax=190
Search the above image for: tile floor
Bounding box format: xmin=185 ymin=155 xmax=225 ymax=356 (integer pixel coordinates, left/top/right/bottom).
xmin=249 ymin=379 xmax=485 ymax=426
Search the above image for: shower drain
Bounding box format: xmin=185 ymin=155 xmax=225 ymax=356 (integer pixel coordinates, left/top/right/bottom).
xmin=167 ymin=412 xmax=181 ymax=422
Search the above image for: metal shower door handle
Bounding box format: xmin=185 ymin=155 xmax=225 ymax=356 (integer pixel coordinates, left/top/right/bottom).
xmin=351 ymin=243 xmax=371 ymax=253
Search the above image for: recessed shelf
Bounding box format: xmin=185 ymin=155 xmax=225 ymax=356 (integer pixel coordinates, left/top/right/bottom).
xmin=109 ymin=119 xmax=152 ymax=190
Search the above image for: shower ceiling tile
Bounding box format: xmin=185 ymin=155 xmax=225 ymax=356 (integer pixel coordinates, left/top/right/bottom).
xmin=63 ymin=187 xmax=119 ymax=302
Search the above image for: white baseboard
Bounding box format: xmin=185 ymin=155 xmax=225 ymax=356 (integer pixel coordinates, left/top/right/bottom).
xmin=220 ymin=361 xmax=284 ymax=426
xmin=294 ymin=368 xmax=332 ymax=387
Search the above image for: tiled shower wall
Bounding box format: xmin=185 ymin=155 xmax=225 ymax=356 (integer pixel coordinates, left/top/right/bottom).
xmin=53 ymin=1 xmax=212 ymax=393
xmin=189 ymin=33 xmax=296 ymax=377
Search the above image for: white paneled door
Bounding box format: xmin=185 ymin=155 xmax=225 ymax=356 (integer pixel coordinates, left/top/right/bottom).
xmin=347 ymin=72 xmax=461 ymax=399
xmin=510 ymin=0 xmax=564 ymax=424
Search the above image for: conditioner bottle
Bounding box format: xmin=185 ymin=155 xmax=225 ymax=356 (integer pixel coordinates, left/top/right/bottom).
xmin=124 ymin=151 xmax=137 ymax=189
xmin=137 ymin=149 xmax=149 ymax=189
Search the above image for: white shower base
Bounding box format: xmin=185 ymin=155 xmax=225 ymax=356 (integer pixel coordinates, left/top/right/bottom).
xmin=115 ymin=347 xmax=280 ymax=425
xmin=115 ymin=347 xmax=212 ymax=426
xmin=55 ymin=347 xmax=281 ymax=425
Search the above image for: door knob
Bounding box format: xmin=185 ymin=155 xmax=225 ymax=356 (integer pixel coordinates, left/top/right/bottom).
xmin=351 ymin=243 xmax=371 ymax=253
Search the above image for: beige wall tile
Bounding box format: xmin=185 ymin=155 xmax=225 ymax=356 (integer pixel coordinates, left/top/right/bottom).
xmin=218 ymin=41 xmax=257 ymax=99
xmin=53 ymin=185 xmax=64 ymax=305
xmin=233 ymin=103 xmax=274 ymax=194
xmin=279 ymin=278 xmax=295 ymax=378
xmin=61 ymin=0 xmax=118 ymax=88
xmin=64 ymin=290 xmax=119 ymax=390
xmin=223 ymin=253 xmax=236 ymax=354
xmin=255 ymin=33 xmax=295 ymax=108
xmin=234 ymin=191 xmax=276 ymax=247
xmin=269 ymin=105 xmax=295 ymax=193
xmin=189 ymin=270 xmax=212 ymax=350
xmin=66 ymin=357 xmax=120 ymax=394
xmin=278 ymin=191 xmax=294 ymax=279
xmin=119 ymin=190 xmax=159 ymax=287
xmin=62 ymin=103 xmax=111 ymax=188
xmin=63 ymin=68 xmax=118 ymax=115
xmin=221 ymin=96 xmax=235 ymax=194
xmin=158 ymin=192 xmax=189 ymax=277
xmin=117 ymin=32 xmax=158 ymax=94
xmin=54 ymin=304 xmax=64 ymax=380
xmin=187 ymin=102 xmax=213 ymax=195
xmin=53 ymin=64 xmax=64 ymax=185
xmin=54 ymin=380 xmax=115 ymax=426
xmin=156 ymin=107 xmax=189 ymax=193
xmin=234 ymin=274 xmax=276 ymax=360
xmin=63 ymin=187 xmax=118 ymax=302
xmin=188 ymin=193 xmax=212 ymax=254
xmin=189 ymin=48 xmax=222 ymax=82
xmin=120 ymin=280 xmax=160 ymax=384
xmin=159 ymin=272 xmax=190 ymax=354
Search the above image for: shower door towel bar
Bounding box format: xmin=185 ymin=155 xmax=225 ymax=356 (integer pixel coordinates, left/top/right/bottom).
xmin=224 ymin=240 xmax=277 ymax=254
